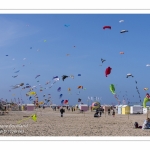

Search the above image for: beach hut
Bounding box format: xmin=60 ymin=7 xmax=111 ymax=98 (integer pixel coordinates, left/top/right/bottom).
xmin=117 ymin=105 xmax=123 ymax=114
xmin=79 ymin=104 xmax=88 ymax=111
xmin=122 ymin=105 xmax=130 ymax=115
xmin=27 ymin=104 xmax=34 ymax=111
xmin=130 ymin=105 xmax=143 ymax=114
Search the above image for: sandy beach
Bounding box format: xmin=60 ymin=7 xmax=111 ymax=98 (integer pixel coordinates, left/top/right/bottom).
xmin=0 ymin=108 xmax=150 ymax=136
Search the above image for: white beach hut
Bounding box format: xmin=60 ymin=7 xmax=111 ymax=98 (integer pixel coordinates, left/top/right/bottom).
xmin=118 ymin=105 xmax=123 ymax=114
xmin=27 ymin=104 xmax=34 ymax=111
xmin=130 ymin=105 xmax=143 ymax=114
xmin=79 ymin=104 xmax=88 ymax=111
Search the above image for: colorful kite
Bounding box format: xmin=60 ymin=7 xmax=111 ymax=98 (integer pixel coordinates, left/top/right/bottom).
xmin=105 ymin=67 xmax=112 ymax=77
xmin=110 ymin=84 xmax=115 ymax=94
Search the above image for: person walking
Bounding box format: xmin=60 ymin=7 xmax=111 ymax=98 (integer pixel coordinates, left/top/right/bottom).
xmin=60 ymin=107 xmax=65 ymax=117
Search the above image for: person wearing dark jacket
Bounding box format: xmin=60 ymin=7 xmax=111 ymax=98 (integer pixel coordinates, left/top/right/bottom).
xmin=60 ymin=107 xmax=65 ymax=117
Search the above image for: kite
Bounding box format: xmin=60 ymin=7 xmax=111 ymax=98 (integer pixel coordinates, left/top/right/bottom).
xmin=35 ymin=75 xmax=40 ymax=79
xmin=101 ymin=58 xmax=106 ymax=63
xmin=23 ymin=58 xmax=26 ymax=60
xmin=70 ymin=75 xmax=74 ymax=79
xmin=68 ymin=88 xmax=71 ymax=91
xmin=143 ymin=93 xmax=150 ymax=108
xmin=59 ymin=94 xmax=63 ymax=98
xmin=30 ymin=47 xmax=32 ymax=49
xmin=64 ymin=24 xmax=70 ymax=27
xmin=61 ymin=100 xmax=64 ymax=104
xmin=120 ymin=52 xmax=124 ymax=54
xmin=62 ymin=75 xmax=68 ymax=81
xmin=17 ymin=114 xmax=37 ymax=124
xmin=26 ymin=91 xmax=36 ymax=96
xmin=12 ymin=75 xmax=18 ymax=78
xmin=126 ymin=73 xmax=134 ymax=78
xmin=78 ymin=74 xmax=81 ymax=76
xmin=57 ymin=87 xmax=61 ymax=92
xmin=66 ymin=54 xmax=70 ymax=56
xmin=105 ymin=67 xmax=112 ymax=77
xmin=11 ymin=85 xmax=20 ymax=89
xmin=103 ymin=26 xmax=111 ymax=29
xmin=144 ymin=88 xmax=148 ymax=91
xmin=29 ymin=96 xmax=33 ymax=101
xmin=64 ymin=100 xmax=68 ymax=104
xmin=26 ymin=86 xmax=31 ymax=88
xmin=53 ymin=76 xmax=59 ymax=81
xmin=120 ymin=30 xmax=128 ymax=33
xmin=14 ymin=70 xmax=20 ymax=73
xmin=6 ymin=55 xmax=8 ymax=56
xmin=146 ymin=64 xmax=150 ymax=66
xmin=78 ymin=98 xmax=81 ymax=102
xmin=78 ymin=86 xmax=83 ymax=89
xmin=12 ymin=58 xmax=15 ymax=60
xmin=110 ymin=84 xmax=115 ymax=94
xmin=20 ymin=83 xmax=24 ymax=86
xmin=119 ymin=20 xmax=124 ymax=23
xmin=44 ymin=40 xmax=46 ymax=42
xmin=45 ymin=81 xmax=50 ymax=85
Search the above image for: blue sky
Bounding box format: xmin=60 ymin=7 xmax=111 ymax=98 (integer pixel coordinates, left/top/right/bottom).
xmin=0 ymin=14 xmax=150 ymax=106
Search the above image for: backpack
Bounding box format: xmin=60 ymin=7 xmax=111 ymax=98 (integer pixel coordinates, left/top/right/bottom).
xmin=134 ymin=122 xmax=138 ymax=128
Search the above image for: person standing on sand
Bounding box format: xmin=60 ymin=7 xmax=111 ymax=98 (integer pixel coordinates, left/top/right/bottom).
xmin=108 ymin=108 xmax=110 ymax=115
xmin=72 ymin=107 xmax=73 ymax=112
xmin=112 ymin=109 xmax=115 ymax=117
xmin=60 ymin=107 xmax=65 ymax=117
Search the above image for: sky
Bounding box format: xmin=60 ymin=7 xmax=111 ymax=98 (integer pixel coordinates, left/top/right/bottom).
xmin=0 ymin=14 xmax=150 ymax=106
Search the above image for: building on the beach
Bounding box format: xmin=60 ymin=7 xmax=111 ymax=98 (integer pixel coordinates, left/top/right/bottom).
xmin=27 ymin=104 xmax=34 ymax=111
xmin=130 ymin=105 xmax=143 ymax=114
xmin=78 ymin=104 xmax=88 ymax=111
xmin=122 ymin=105 xmax=130 ymax=115
xmin=117 ymin=105 xmax=123 ymax=114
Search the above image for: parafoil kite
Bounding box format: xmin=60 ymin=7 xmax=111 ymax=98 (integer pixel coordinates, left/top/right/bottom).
xmin=35 ymin=75 xmax=40 ymax=79
xmin=110 ymin=84 xmax=115 ymax=94
xmin=101 ymin=58 xmax=106 ymax=63
xmin=59 ymin=94 xmax=63 ymax=98
xmin=26 ymin=91 xmax=36 ymax=96
xmin=57 ymin=87 xmax=61 ymax=92
xmin=70 ymin=75 xmax=74 ymax=79
xmin=78 ymin=86 xmax=83 ymax=89
xmin=120 ymin=30 xmax=128 ymax=33
xmin=120 ymin=52 xmax=124 ymax=54
xmin=119 ymin=20 xmax=124 ymax=23
xmin=12 ymin=75 xmax=18 ymax=78
xmin=78 ymin=98 xmax=81 ymax=102
xmin=105 ymin=67 xmax=112 ymax=77
xmin=143 ymin=93 xmax=150 ymax=108
xmin=14 ymin=70 xmax=20 ymax=73
xmin=64 ymin=24 xmax=70 ymax=27
xmin=61 ymin=100 xmax=64 ymax=104
xmin=78 ymin=74 xmax=81 ymax=76
xmin=64 ymin=100 xmax=68 ymax=104
xmin=144 ymin=88 xmax=148 ymax=91
xmin=103 ymin=26 xmax=111 ymax=29
xmin=53 ymin=76 xmax=59 ymax=81
xmin=62 ymin=75 xmax=68 ymax=81
xmin=126 ymin=73 xmax=134 ymax=78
